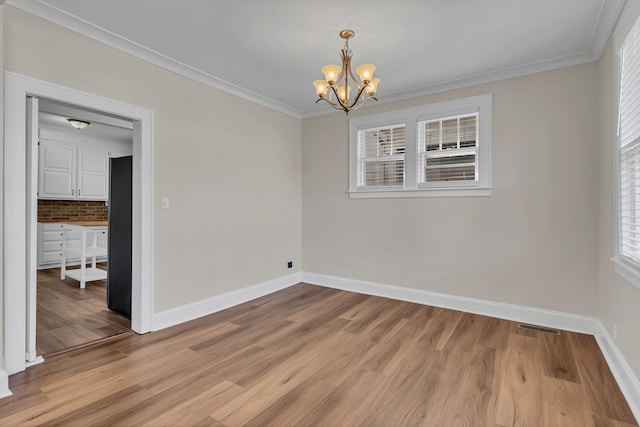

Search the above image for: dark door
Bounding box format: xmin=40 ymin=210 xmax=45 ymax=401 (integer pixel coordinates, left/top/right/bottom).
xmin=108 ymin=156 xmax=132 ymax=319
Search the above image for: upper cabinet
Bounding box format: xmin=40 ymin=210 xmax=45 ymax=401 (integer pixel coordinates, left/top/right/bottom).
xmin=38 ymin=140 xmax=76 ymax=199
xmin=77 ymin=148 xmax=109 ymax=200
xmin=38 ymin=139 xmax=109 ymax=201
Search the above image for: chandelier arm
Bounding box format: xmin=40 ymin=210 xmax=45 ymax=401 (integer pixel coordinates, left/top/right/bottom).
xmin=348 ymin=86 xmax=369 ymax=109
xmin=328 ymin=78 xmax=348 ymax=110
xmin=316 ymin=96 xmax=349 ymax=111
xmin=346 ymin=61 xmax=362 ymax=91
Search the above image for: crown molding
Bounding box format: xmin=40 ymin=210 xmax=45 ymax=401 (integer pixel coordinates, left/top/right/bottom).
xmin=302 ymin=51 xmax=598 ymax=118
xmin=8 ymin=0 xmax=622 ymax=120
xmin=589 ymin=0 xmax=625 ymax=60
xmin=6 ymin=0 xmax=303 ymax=118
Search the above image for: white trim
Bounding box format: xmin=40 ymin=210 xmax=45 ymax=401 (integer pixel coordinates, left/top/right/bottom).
xmin=301 ymin=272 xmax=596 ymax=334
xmin=348 ymin=187 xmax=492 ymax=199
xmin=302 ymin=52 xmax=600 ymax=119
xmin=614 ymin=0 xmax=640 ymax=52
xmin=611 ymin=257 xmax=640 ymax=291
xmin=5 ymin=0 xmax=621 ymax=120
xmin=3 ymin=72 xmax=154 ymax=375
xmin=5 ymin=0 xmax=301 ymax=119
xmin=303 ymin=0 xmax=624 ymax=121
xmin=589 ymin=0 xmax=625 ymax=61
xmin=349 ymin=94 xmax=492 ymax=199
xmin=595 ymin=320 xmax=640 ymax=423
xmin=25 ymin=356 xmax=44 ymax=368
xmin=152 ymin=273 xmax=301 ymax=331
xmin=0 ymin=371 xmax=11 ymax=399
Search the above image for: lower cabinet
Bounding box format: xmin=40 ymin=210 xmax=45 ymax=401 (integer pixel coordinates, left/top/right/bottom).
xmin=37 ymin=222 xmax=107 ymax=269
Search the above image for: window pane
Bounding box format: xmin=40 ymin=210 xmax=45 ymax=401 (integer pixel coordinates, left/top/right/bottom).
xmin=365 ymin=160 xmax=404 ymax=186
xmin=364 ymin=131 xmax=379 ymax=157
xmin=426 ymin=121 xmax=440 ymax=151
xmin=620 ymin=141 xmax=640 ymax=262
xmin=418 ymin=113 xmax=479 ymax=185
xmin=425 ymin=165 xmax=476 ymax=182
xmin=358 ymin=124 xmax=406 ymax=187
xmin=427 ymin=154 xmax=475 ymax=166
xmin=619 ymin=14 xmax=640 ymax=264
xmin=460 ymin=115 xmax=477 ymax=148
xmin=442 ymin=118 xmax=458 ymax=149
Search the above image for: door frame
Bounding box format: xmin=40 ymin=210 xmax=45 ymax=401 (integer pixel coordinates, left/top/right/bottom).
xmin=4 ymin=72 xmax=154 ymax=375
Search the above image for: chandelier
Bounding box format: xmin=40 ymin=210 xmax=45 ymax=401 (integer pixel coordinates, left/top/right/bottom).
xmin=313 ymin=29 xmax=380 ymax=115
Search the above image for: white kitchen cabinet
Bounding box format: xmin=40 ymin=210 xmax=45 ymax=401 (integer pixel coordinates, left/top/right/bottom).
xmin=77 ymin=148 xmax=109 ymax=200
xmin=38 ymin=139 xmax=109 ymax=201
xmin=37 ymin=222 xmax=107 ymax=269
xmin=38 ymin=140 xmax=76 ymax=199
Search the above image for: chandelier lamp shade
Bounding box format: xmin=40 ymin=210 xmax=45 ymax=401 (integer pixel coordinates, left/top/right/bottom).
xmin=313 ymin=29 xmax=379 ymax=114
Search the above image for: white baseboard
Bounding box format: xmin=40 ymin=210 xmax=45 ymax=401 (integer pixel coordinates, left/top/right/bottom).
xmin=301 ymin=271 xmax=640 ymax=424
xmin=152 ymin=272 xmax=301 ymax=331
xmin=301 ymin=272 xmax=597 ymax=334
xmin=25 ymin=356 xmax=45 ymax=368
xmin=0 ymin=370 xmax=12 ymax=399
xmin=595 ymin=320 xmax=640 ymax=423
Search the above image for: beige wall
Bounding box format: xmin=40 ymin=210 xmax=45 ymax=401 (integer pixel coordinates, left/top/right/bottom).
xmin=302 ymin=63 xmax=600 ymax=316
xmin=597 ymin=39 xmax=640 ymax=379
xmin=3 ymin=6 xmax=302 ymax=314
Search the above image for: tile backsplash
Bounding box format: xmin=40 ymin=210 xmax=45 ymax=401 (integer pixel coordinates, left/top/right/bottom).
xmin=38 ymin=200 xmax=108 ymax=222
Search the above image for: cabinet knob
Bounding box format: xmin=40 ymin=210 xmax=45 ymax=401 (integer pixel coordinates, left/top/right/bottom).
xmin=72 ymin=189 xmax=74 ymax=196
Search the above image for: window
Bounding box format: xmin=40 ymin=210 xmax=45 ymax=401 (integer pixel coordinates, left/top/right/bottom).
xmin=613 ymin=4 xmax=640 ymax=290
xmin=349 ymin=94 xmax=491 ymax=198
xmin=357 ymin=125 xmax=406 ymax=188
xmin=418 ymin=113 xmax=478 ymax=186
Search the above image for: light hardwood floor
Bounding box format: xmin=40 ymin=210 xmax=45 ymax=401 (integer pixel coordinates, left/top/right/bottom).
xmin=2 ymin=283 xmax=637 ymax=426
xmin=37 ymin=265 xmax=131 ymax=356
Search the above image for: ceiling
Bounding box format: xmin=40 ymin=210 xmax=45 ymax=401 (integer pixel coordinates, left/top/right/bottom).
xmin=38 ymin=98 xmax=133 ymax=144
xmin=10 ymin=0 xmax=624 ymax=117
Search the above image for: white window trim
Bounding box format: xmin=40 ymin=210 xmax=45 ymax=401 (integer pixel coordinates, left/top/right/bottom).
xmin=612 ymin=1 xmax=640 ymax=291
xmin=348 ymin=94 xmax=492 ymax=198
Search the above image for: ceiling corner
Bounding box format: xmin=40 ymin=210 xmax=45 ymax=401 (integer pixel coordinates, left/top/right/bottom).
xmin=589 ymin=0 xmax=625 ymax=60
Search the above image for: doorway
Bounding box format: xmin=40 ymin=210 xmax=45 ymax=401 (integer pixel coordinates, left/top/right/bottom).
xmin=33 ymin=97 xmax=134 ymax=356
xmin=4 ymin=72 xmax=154 ymax=376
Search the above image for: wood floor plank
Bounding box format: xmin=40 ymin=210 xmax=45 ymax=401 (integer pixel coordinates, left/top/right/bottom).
xmin=1 ymin=283 xmax=636 ymax=426
xmin=491 ymin=333 xmax=545 ymax=426
xmin=140 ymin=380 xmax=244 ymax=426
xmin=36 ymin=265 xmax=131 ymax=356
xmin=540 ymin=330 xmax=581 ymax=383
xmin=568 ymin=332 xmax=637 ymax=425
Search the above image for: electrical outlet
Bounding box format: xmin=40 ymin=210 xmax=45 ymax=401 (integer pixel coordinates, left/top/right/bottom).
xmin=287 ymin=261 xmax=293 ymax=269
xmin=613 ymin=324 xmax=618 ymax=342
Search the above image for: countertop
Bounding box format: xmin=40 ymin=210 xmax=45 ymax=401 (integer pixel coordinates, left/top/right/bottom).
xmin=42 ymin=220 xmax=108 ymax=227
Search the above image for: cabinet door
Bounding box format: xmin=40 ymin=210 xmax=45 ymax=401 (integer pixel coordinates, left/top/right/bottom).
xmin=38 ymin=140 xmax=76 ymax=199
xmin=78 ymin=148 xmax=109 ymax=200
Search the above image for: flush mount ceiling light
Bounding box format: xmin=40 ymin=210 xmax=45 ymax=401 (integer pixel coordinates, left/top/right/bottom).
xmin=67 ymin=119 xmax=90 ymax=129
xmin=313 ymin=29 xmax=380 ymax=115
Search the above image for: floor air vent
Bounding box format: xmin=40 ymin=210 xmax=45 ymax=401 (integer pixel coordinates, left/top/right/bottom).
xmin=518 ymin=324 xmax=560 ymax=335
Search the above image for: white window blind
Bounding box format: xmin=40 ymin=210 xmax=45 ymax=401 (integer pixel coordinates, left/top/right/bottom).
xmin=357 ymin=124 xmax=406 ymax=188
xmin=417 ymin=113 xmax=478 ymax=186
xmin=619 ymin=14 xmax=640 ymax=264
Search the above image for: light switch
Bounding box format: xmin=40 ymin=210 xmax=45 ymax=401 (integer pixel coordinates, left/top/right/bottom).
xmin=161 ymin=196 xmax=170 ymax=209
